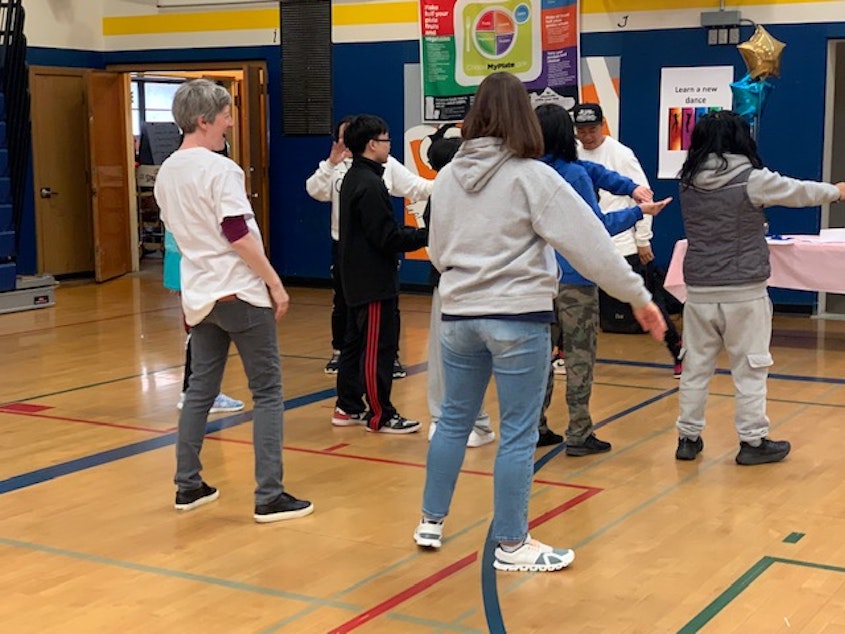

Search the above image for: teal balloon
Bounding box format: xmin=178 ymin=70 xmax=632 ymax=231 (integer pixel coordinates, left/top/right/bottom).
xmin=730 ymin=73 xmax=774 ymax=122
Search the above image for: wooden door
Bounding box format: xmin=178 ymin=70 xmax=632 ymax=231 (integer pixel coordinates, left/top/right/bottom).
xmin=87 ymin=71 xmax=132 ymax=282
xmin=30 ymin=68 xmax=93 ymax=276
xmin=244 ymin=64 xmax=269 ymax=249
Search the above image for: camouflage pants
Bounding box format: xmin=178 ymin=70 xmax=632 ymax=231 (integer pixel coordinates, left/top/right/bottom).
xmin=539 ymin=284 xmax=598 ymax=444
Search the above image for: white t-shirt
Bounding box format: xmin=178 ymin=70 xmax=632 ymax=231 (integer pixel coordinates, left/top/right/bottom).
xmin=579 ymin=135 xmax=653 ymax=257
xmin=155 ymin=147 xmax=271 ymax=326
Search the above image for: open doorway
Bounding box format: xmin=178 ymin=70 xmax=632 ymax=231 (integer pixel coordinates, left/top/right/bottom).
xmin=111 ymin=62 xmax=270 ymax=275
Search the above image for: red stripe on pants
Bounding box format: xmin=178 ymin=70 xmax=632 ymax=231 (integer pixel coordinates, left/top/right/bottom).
xmin=366 ymin=302 xmax=382 ymax=430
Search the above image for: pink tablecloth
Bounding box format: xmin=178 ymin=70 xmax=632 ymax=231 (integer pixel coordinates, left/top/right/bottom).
xmin=664 ymin=237 xmax=845 ymax=303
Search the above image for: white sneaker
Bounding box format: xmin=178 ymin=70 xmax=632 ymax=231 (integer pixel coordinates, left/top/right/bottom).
xmin=552 ymin=358 xmax=566 ymax=375
xmin=428 ymin=421 xmax=497 ymax=448
xmin=413 ymin=518 xmax=444 ymax=548
xmin=467 ymin=425 xmax=496 ymax=448
xmin=176 ymin=393 xmax=245 ymax=413
xmin=493 ymin=535 xmax=574 ymax=572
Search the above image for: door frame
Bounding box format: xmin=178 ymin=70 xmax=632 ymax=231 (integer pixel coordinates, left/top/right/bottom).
xmin=107 ymin=61 xmax=271 ymax=267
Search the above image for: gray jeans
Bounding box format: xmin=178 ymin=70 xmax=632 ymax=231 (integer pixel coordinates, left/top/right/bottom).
xmin=677 ymin=296 xmax=773 ymax=443
xmin=175 ymin=299 xmax=285 ymax=504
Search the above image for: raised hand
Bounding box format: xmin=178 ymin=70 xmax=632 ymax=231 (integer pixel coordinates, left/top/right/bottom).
xmin=328 ymin=140 xmax=350 ymax=166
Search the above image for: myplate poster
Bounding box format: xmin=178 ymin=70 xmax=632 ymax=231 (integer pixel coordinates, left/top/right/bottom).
xmin=419 ymin=0 xmax=579 ymax=123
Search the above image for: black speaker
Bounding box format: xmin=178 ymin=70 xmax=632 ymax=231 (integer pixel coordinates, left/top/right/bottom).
xmin=280 ymin=0 xmax=332 ymax=135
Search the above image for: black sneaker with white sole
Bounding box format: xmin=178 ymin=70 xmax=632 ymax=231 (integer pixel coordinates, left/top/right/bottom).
xmin=392 ymin=359 xmax=407 ymax=379
xmin=174 ymin=482 xmax=219 ymax=511
xmin=368 ymin=414 xmax=421 ymax=434
xmin=254 ymin=492 xmax=314 ymax=523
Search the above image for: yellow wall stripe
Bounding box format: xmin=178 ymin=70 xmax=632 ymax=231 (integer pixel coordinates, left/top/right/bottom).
xmin=102 ymin=9 xmax=278 ymax=36
xmin=332 ymin=2 xmax=418 ymax=26
xmin=102 ymin=0 xmax=845 ymax=36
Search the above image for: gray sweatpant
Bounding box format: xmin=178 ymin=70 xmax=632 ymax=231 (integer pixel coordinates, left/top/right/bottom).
xmin=676 ymin=295 xmax=773 ymax=443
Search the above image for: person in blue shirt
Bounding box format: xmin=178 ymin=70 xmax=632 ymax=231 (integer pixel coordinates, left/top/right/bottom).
xmin=534 ymin=104 xmax=672 ymax=453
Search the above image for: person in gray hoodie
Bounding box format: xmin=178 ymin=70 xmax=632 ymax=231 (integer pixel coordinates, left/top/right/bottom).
xmin=676 ymin=110 xmax=845 ymax=465
xmin=412 ymin=72 xmax=667 ymax=572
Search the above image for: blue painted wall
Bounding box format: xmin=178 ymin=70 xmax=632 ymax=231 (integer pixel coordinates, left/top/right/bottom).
xmin=22 ymin=21 xmax=845 ymax=304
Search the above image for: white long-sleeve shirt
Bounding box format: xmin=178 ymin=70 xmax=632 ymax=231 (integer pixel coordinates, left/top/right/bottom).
xmin=305 ymin=154 xmax=433 ymax=240
xmin=578 ymin=135 xmax=652 ymax=257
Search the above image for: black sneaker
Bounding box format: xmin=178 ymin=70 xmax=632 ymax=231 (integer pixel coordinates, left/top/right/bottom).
xmin=566 ymin=434 xmax=612 ymax=456
xmin=324 ymin=350 xmax=340 ymax=375
xmin=369 ymin=414 xmax=421 ymax=434
xmin=174 ymin=482 xmax=219 ymax=511
xmin=736 ymin=438 xmax=791 ymax=466
xmin=675 ymin=436 xmax=703 ymax=461
xmin=254 ymin=492 xmax=315 ymax=523
xmin=392 ymin=359 xmax=407 ymax=379
xmin=537 ymin=428 xmax=564 ymax=447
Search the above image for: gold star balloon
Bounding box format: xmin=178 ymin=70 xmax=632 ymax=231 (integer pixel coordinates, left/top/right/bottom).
xmin=738 ymin=25 xmax=786 ymax=79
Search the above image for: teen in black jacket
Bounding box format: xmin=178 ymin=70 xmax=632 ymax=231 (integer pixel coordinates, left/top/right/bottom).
xmin=333 ymin=114 xmax=427 ymax=433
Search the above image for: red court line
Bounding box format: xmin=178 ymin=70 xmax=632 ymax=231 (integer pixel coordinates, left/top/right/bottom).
xmin=206 ymin=435 xmax=602 ymax=492
xmin=529 ymin=488 xmax=601 ymax=529
xmin=326 ymin=553 xmax=478 ymax=634
xmin=326 ymin=491 xmax=598 ymax=633
xmin=0 ymin=403 xmax=53 ymax=413
xmin=322 ymin=443 xmax=350 ymax=452
xmin=0 ymin=409 xmax=170 ymax=435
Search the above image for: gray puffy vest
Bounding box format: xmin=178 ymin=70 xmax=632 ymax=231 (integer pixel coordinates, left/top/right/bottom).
xmin=680 ymin=168 xmax=769 ymax=287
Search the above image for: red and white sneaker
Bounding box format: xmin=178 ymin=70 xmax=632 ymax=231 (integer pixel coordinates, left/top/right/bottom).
xmin=331 ymin=407 xmax=368 ymax=427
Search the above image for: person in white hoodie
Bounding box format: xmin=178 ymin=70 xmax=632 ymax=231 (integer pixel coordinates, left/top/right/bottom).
xmin=412 ymin=72 xmax=667 ymax=572
xmin=675 ymin=110 xmax=845 ymax=465
xmin=306 ymin=117 xmax=433 ymax=377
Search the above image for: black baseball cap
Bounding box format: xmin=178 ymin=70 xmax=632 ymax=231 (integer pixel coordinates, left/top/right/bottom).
xmin=571 ymin=103 xmax=603 ymax=127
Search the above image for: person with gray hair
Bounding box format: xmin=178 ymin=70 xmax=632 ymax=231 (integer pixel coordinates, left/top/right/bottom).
xmin=155 ymin=79 xmax=313 ymax=522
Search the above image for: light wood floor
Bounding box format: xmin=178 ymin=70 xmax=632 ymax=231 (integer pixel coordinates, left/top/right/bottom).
xmin=3 ymin=267 xmax=845 ymax=633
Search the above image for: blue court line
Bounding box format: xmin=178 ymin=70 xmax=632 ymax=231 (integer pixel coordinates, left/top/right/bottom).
xmin=479 ymin=385 xmax=681 ymax=633
xmin=0 ymin=536 xmax=359 ymax=611
xmin=1 ymin=358 xmax=838 ymax=630
xmin=0 ymin=388 xmax=337 ymax=496
xmin=597 ymin=357 xmax=845 ymax=385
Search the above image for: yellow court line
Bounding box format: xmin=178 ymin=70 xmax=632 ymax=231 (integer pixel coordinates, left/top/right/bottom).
xmin=102 ymin=9 xmax=278 ymax=36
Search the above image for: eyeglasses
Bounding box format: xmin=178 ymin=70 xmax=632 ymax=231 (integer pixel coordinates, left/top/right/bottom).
xmin=372 ymin=137 xmax=391 ymax=143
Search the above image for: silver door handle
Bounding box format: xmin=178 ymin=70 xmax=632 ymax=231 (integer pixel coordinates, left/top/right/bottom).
xmin=40 ymin=187 xmax=59 ymax=198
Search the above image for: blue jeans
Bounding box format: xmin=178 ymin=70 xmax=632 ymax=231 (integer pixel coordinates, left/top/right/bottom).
xmin=421 ymin=319 xmax=550 ymax=543
xmin=175 ymin=299 xmax=285 ymax=505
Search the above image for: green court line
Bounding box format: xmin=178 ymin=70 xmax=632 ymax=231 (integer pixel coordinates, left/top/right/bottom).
xmin=0 ymin=536 xmax=358 ymax=611
xmin=784 ymin=532 xmax=805 ymax=543
xmin=678 ymin=556 xmax=845 ymax=633
xmin=499 ymin=396 xmax=818 ymax=598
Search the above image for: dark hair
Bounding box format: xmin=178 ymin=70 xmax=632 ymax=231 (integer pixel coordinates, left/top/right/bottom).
xmin=461 ymin=72 xmax=543 ymax=159
xmin=427 ymin=137 xmax=461 ymax=171
xmin=343 ymin=114 xmax=389 ymax=155
xmin=333 ymin=115 xmax=355 ymax=142
xmin=534 ymin=104 xmax=577 ymax=162
xmin=679 ymin=110 xmax=763 ymax=185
